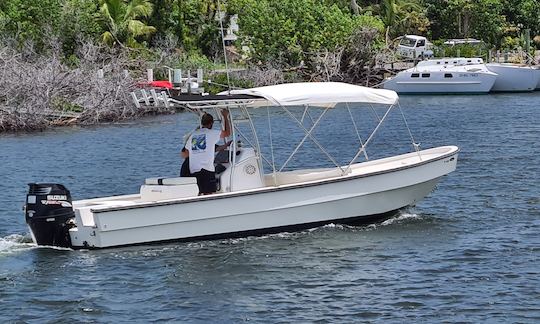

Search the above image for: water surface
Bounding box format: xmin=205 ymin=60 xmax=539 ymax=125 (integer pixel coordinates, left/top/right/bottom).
xmin=1 ymin=93 xmax=539 ymax=322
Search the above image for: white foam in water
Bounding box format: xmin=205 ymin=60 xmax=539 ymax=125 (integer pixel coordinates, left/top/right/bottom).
xmin=380 ymin=211 xmax=422 ymax=226
xmin=0 ymin=234 xmax=35 ymax=255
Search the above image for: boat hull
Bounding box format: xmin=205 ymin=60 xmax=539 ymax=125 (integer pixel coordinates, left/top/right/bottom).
xmin=486 ymin=63 xmax=539 ymax=92
xmin=383 ymin=71 xmax=496 ymax=94
xmin=535 ymin=67 xmax=540 ymax=90
xmin=68 ymin=146 xmax=459 ymax=249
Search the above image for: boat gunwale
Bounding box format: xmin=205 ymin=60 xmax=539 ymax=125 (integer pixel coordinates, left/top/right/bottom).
xmin=88 ymin=146 xmax=459 ymax=214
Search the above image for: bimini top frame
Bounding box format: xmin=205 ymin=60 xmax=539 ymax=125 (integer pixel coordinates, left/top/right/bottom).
xmin=169 ymin=82 xmax=414 ymax=189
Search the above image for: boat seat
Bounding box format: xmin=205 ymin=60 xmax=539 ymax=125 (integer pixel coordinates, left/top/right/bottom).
xmin=145 ymin=177 xmax=197 ymax=185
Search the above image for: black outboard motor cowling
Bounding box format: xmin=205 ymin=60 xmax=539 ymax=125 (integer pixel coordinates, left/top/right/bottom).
xmin=25 ymin=183 xmax=75 ymax=248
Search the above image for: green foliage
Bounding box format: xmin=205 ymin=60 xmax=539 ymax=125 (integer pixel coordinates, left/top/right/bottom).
xmin=164 ymin=0 xmax=223 ymax=58
xmin=436 ymin=43 xmax=489 ymax=59
xmin=229 ymin=0 xmax=384 ymax=66
xmin=500 ymin=36 xmax=521 ymax=51
xmin=206 ymin=73 xmax=254 ymax=94
xmin=0 ymin=0 xmax=62 ymax=47
xmin=365 ymin=0 xmax=429 ymax=44
xmin=502 ymin=0 xmax=540 ymax=36
xmin=425 ymin=0 xmax=504 ymax=46
xmin=0 ymin=0 xmax=102 ymax=54
xmin=59 ymin=0 xmax=103 ymax=56
xmin=99 ymin=0 xmax=156 ymax=47
xmin=1 ymin=0 xmax=537 ymax=74
xmin=174 ymin=51 xmax=216 ymax=71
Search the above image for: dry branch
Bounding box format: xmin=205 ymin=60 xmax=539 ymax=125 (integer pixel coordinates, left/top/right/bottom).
xmin=0 ymin=37 xmax=176 ymax=132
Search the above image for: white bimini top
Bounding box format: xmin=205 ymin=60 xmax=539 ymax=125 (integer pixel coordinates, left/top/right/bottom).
xmin=221 ymin=82 xmax=399 ymax=107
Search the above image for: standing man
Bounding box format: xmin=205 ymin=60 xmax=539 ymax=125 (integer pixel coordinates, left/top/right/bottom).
xmin=187 ymin=110 xmax=231 ymax=194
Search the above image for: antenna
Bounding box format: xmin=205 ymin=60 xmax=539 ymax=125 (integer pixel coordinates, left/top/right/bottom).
xmin=217 ymin=0 xmax=232 ymax=94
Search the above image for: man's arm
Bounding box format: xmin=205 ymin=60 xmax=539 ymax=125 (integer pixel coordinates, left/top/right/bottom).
xmin=220 ymin=109 xmax=231 ymax=138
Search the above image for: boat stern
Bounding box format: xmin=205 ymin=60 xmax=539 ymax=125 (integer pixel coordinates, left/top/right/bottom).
xmin=24 ymin=183 xmax=75 ymax=248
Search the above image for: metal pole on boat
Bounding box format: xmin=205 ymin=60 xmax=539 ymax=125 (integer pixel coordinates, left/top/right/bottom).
xmin=346 ymin=102 xmax=369 ymax=161
xmin=267 ymin=106 xmax=278 ymax=186
xmin=228 ymin=107 xmax=236 ymax=192
xmin=218 ymin=0 xmax=231 ymax=94
xmin=242 ymin=106 xmax=265 ymax=186
xmin=279 ymin=105 xmax=342 ymax=172
xmin=397 ymin=102 xmax=422 ymax=160
xmin=344 ymin=104 xmax=395 ymax=174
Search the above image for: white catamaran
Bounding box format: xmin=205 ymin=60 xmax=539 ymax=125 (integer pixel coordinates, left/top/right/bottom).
xmin=24 ymin=82 xmax=459 ymax=249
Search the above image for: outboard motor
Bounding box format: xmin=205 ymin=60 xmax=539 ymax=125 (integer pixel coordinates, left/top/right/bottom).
xmin=25 ymin=183 xmax=75 ymax=248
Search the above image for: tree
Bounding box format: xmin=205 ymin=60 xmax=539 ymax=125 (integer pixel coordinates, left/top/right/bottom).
xmin=59 ymin=0 xmax=103 ymax=57
xmin=99 ymin=0 xmax=157 ymax=47
xmin=0 ymin=0 xmax=62 ymax=47
xmin=153 ymin=0 xmax=224 ymax=58
xmin=229 ymin=0 xmax=384 ymax=66
xmin=425 ymin=0 xmax=504 ymax=46
xmin=147 ymin=0 xmax=174 ymax=44
xmin=365 ymin=0 xmax=429 ymax=45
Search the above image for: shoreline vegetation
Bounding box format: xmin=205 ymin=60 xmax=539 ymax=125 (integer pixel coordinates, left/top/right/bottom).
xmin=1 ymin=0 xmax=539 ymax=133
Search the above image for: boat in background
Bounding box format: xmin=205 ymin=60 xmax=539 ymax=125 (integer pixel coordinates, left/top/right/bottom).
xmin=534 ymin=66 xmax=540 ymax=90
xmin=23 ymin=82 xmax=459 ymax=249
xmin=383 ymin=58 xmax=497 ymax=94
xmin=486 ymin=63 xmax=539 ymax=92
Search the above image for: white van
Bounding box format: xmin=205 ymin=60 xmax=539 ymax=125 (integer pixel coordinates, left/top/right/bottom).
xmin=397 ymin=35 xmax=434 ymax=59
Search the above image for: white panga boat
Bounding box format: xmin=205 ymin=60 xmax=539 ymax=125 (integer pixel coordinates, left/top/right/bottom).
xmin=486 ymin=63 xmax=539 ymax=92
xmin=383 ymin=58 xmax=497 ymax=94
xmin=24 ymin=82 xmax=459 ymax=249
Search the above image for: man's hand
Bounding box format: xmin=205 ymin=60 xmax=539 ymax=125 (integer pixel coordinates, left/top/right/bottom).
xmin=220 ymin=109 xmax=231 ymax=138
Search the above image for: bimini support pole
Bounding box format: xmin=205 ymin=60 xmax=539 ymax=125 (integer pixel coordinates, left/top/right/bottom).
xmin=346 ymin=102 xmax=369 ymax=161
xmin=267 ymin=106 xmax=278 ymax=186
xmin=397 ymin=102 xmax=422 ymax=161
xmin=344 ymin=103 xmax=395 ymax=175
xmin=279 ymin=105 xmax=342 ymax=173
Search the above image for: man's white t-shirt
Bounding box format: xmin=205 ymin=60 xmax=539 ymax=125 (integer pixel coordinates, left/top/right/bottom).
xmin=187 ymin=128 xmax=221 ymax=173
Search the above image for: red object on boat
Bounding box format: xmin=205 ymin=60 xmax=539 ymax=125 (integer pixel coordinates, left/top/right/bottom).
xmin=148 ymin=80 xmax=173 ymax=89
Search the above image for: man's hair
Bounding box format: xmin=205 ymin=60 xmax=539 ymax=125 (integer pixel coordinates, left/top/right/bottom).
xmin=201 ymin=113 xmax=214 ymax=127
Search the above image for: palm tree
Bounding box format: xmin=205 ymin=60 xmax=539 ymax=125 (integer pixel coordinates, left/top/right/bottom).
xmin=369 ymin=0 xmax=426 ymax=45
xmin=99 ymin=0 xmax=157 ymax=47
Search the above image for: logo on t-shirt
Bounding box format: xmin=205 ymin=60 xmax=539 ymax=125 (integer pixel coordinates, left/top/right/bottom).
xmin=191 ymin=134 xmax=207 ymax=152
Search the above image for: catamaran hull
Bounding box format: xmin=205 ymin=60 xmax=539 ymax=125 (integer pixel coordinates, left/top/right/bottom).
xmin=486 ymin=63 xmax=539 ymax=92
xmin=383 ymin=71 xmax=496 ymax=94
xmin=66 ymin=148 xmax=458 ymax=249
xmin=534 ymin=67 xmax=540 ymax=90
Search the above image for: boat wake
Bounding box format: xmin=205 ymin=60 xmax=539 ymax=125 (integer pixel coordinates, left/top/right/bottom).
xmin=213 ymin=211 xmax=426 ymax=245
xmin=380 ymin=210 xmax=423 ymax=226
xmin=0 ymin=234 xmax=35 ymax=255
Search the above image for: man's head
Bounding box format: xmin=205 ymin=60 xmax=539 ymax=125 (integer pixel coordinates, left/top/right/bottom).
xmin=201 ymin=113 xmax=214 ymax=128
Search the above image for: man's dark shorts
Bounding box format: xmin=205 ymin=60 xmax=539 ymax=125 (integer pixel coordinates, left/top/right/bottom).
xmin=194 ymin=169 xmax=217 ymax=194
